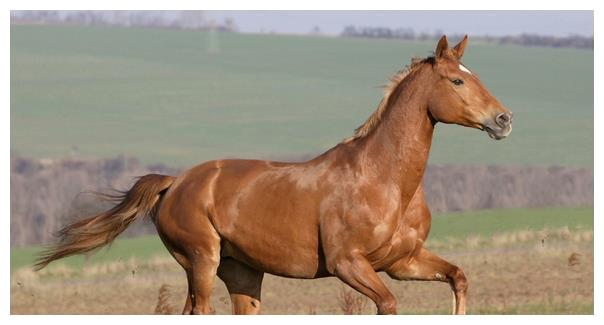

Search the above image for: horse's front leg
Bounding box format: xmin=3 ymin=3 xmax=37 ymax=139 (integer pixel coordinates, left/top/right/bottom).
xmin=386 ymin=248 xmax=468 ymax=314
xmin=333 ymin=252 xmax=398 ymax=314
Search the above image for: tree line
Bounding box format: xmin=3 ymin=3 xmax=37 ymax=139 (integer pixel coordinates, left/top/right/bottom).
xmin=10 ymin=154 xmax=593 ymax=247
xmin=10 ymin=10 xmax=237 ymax=32
xmin=340 ymin=26 xmax=593 ymax=49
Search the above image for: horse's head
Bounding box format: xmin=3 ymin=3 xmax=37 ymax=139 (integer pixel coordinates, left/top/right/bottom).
xmin=428 ymin=35 xmax=513 ymax=140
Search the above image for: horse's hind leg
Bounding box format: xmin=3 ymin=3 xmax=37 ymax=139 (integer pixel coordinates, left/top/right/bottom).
xmin=160 ymin=224 xmax=222 ymax=314
xmin=159 ymin=242 xmax=217 ymax=315
xmin=183 ymin=228 xmax=222 ymax=315
xmin=182 ymin=270 xmax=194 ymax=314
xmin=386 ymin=248 xmax=468 ymax=315
xmin=156 ymin=234 xmax=194 ymax=314
xmin=217 ymin=258 xmax=264 ymax=315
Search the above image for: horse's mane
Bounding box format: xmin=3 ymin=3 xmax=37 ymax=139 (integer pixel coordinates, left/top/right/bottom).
xmin=342 ymin=56 xmax=434 ymax=144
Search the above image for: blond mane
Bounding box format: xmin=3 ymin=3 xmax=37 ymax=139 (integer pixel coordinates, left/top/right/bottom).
xmin=342 ymin=57 xmax=430 ymax=143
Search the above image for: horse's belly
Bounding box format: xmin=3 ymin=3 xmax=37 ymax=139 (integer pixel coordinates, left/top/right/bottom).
xmin=213 ymin=188 xmax=327 ymax=278
xmin=218 ymin=217 xmax=327 ymax=278
xmin=208 ymin=158 xmax=335 ymax=278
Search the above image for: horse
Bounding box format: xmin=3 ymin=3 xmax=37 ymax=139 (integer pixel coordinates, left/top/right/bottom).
xmin=34 ymin=35 xmax=513 ymax=315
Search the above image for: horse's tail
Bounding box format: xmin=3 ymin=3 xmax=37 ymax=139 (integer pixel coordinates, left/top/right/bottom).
xmin=33 ymin=174 xmax=175 ymax=271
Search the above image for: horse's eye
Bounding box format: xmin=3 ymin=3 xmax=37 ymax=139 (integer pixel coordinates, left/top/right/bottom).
xmin=452 ymin=79 xmax=464 ymax=86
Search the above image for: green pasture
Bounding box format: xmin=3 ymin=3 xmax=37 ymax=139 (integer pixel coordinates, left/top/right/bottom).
xmin=11 ymin=25 xmax=593 ymax=168
xmin=10 ymin=206 xmax=593 ymax=272
xmin=428 ymin=205 xmax=593 ymax=239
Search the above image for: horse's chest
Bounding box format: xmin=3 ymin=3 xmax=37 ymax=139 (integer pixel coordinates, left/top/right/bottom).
xmin=320 ymin=181 xmax=421 ymax=265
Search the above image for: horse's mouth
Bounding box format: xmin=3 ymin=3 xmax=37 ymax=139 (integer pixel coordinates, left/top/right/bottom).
xmin=484 ymin=124 xmax=512 ymax=140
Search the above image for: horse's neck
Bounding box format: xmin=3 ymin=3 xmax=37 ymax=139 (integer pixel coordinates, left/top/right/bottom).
xmin=359 ymin=66 xmax=435 ymax=201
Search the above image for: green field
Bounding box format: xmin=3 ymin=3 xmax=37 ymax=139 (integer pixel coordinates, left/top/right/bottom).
xmin=428 ymin=205 xmax=593 ymax=239
xmin=11 ymin=25 xmax=593 ymax=168
xmin=10 ymin=206 xmax=593 ymax=272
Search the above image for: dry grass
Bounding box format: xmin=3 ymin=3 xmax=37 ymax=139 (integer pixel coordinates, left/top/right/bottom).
xmin=568 ymin=252 xmax=582 ymax=266
xmin=338 ymin=287 xmax=368 ymax=314
xmin=154 ymin=284 xmax=177 ymax=315
xmin=11 ymin=227 xmax=593 ymax=314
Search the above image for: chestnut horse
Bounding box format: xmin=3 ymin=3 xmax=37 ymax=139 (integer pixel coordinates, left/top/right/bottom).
xmin=35 ymin=35 xmax=512 ymax=315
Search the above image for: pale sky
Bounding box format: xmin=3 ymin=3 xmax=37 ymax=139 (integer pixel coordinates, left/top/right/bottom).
xmin=204 ymin=11 xmax=593 ymax=37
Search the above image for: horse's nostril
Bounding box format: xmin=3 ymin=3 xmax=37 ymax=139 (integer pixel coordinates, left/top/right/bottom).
xmin=496 ymin=113 xmax=511 ymax=128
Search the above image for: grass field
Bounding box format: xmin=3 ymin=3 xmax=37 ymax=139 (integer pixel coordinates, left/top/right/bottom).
xmin=11 ymin=25 xmax=593 ymax=168
xmin=10 ymin=206 xmax=593 ymax=314
xmin=10 ymin=240 xmax=594 ymax=314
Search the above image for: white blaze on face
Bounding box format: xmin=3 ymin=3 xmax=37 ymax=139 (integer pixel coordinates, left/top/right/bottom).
xmin=459 ymin=64 xmax=472 ymax=74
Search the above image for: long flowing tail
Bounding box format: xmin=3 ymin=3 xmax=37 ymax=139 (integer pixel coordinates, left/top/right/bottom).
xmin=33 ymin=174 xmax=175 ymax=271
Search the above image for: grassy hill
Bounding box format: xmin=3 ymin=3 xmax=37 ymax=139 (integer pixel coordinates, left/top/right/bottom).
xmin=11 ymin=25 xmax=593 ymax=168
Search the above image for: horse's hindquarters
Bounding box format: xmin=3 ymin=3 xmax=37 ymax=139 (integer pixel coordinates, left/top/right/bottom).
xmin=157 ymin=159 xmax=328 ymax=279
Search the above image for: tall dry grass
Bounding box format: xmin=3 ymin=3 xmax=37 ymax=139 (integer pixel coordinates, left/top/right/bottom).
xmin=338 ymin=287 xmax=368 ymax=314
xmin=154 ymin=284 xmax=177 ymax=315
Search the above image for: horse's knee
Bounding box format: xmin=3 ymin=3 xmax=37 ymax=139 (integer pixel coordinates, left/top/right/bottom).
xmin=231 ymin=294 xmax=261 ymax=315
xmin=377 ymin=296 xmax=397 ymax=315
xmin=450 ymin=267 xmax=468 ymax=294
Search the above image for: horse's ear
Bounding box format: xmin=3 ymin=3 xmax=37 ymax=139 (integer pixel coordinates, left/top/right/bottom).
xmin=453 ymin=35 xmax=469 ymax=59
xmin=435 ymin=35 xmax=448 ymax=58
